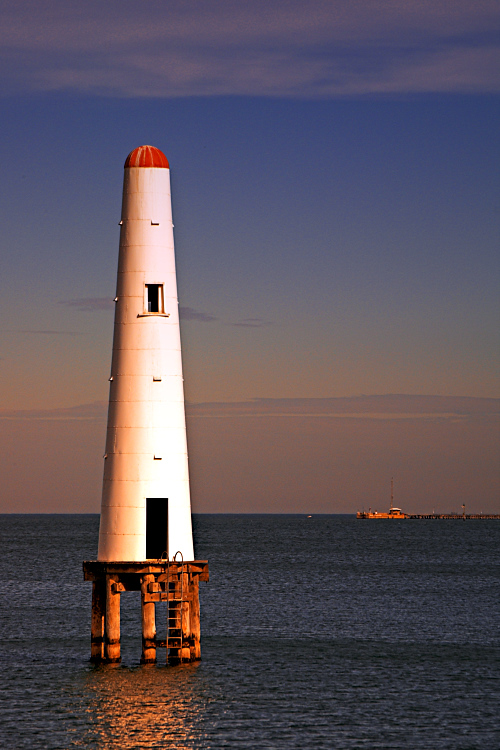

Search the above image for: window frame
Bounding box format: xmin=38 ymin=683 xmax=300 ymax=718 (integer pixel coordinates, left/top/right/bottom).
xmin=138 ymin=284 xmax=170 ymax=318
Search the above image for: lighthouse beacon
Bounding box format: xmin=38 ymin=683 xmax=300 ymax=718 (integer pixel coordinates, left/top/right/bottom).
xmin=98 ymin=145 xmax=194 ymax=563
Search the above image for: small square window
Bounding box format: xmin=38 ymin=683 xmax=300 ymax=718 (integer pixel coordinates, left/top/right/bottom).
xmin=146 ymin=284 xmax=164 ymax=313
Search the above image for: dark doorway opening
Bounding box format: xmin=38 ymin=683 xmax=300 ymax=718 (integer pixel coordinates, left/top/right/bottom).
xmin=146 ymin=498 xmax=168 ymax=559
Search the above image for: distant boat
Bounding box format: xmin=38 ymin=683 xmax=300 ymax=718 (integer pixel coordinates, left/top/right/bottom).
xmin=356 ymin=507 xmax=406 ymax=519
xmin=357 ymin=477 xmax=406 ymax=519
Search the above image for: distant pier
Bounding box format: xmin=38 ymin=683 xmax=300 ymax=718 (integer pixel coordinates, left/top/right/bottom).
xmin=357 ymin=479 xmax=499 ymax=519
xmin=405 ymin=513 xmax=500 ymax=520
xmin=357 ymin=511 xmax=500 ymax=520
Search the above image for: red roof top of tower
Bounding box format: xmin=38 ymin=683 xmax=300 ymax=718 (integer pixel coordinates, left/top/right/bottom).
xmin=124 ymin=146 xmax=169 ymax=169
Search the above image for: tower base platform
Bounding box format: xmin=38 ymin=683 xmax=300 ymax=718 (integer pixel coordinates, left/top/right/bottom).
xmin=83 ymin=560 xmax=209 ymax=665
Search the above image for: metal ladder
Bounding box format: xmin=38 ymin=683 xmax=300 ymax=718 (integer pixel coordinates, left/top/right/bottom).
xmin=165 ymin=551 xmax=186 ymax=664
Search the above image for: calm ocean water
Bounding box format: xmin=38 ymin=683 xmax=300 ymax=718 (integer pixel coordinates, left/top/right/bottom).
xmin=0 ymin=514 xmax=498 ymax=749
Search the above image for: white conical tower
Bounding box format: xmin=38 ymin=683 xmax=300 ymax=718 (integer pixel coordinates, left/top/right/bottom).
xmin=97 ymin=145 xmax=194 ymax=562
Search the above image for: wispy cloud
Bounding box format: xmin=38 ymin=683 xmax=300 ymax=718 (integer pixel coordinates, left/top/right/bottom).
xmin=232 ymin=318 xmax=274 ymax=328
xmin=0 ymin=1 xmax=498 ymax=98
xmin=187 ymin=395 xmax=500 ymax=419
xmin=15 ymin=329 xmax=82 ymax=336
xmin=58 ymin=298 xmax=114 ymax=312
xmin=179 ymin=307 xmax=218 ymax=323
xmin=0 ymin=401 xmax=107 ymax=421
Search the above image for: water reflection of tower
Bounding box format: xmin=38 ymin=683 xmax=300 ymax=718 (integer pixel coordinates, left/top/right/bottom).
xmin=85 ymin=665 xmax=204 ymax=747
xmin=83 ymin=146 xmax=209 ymax=665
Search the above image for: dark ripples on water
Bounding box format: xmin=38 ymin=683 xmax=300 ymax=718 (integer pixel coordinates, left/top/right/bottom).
xmin=0 ymin=514 xmax=498 ymax=749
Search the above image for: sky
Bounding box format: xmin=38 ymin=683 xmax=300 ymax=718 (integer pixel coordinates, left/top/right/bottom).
xmin=0 ymin=0 xmax=498 ymax=513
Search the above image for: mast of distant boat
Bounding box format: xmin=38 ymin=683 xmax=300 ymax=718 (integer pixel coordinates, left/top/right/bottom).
xmin=390 ymin=477 xmax=394 ymax=512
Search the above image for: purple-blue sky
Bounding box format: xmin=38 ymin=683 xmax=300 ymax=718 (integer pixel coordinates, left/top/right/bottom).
xmin=0 ymin=1 xmax=498 ymax=512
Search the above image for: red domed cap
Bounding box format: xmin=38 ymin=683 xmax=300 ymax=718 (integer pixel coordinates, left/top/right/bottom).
xmin=124 ymin=145 xmax=169 ymax=169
